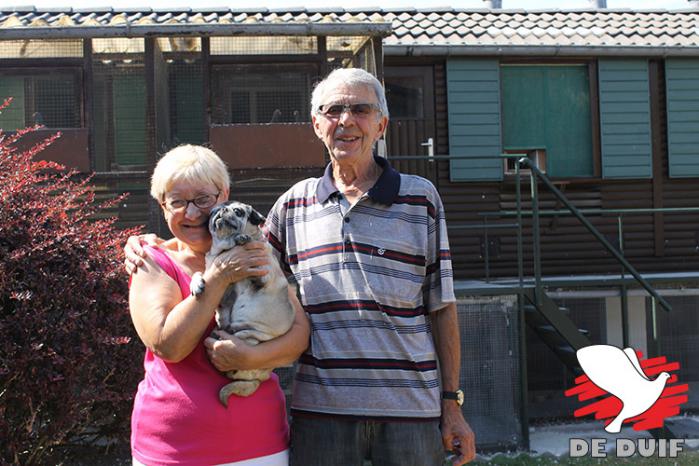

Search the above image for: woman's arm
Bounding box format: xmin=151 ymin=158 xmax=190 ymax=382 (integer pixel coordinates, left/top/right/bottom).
xmin=129 ymin=246 xmax=270 ymax=363
xmin=204 ymin=286 xmax=310 ymax=371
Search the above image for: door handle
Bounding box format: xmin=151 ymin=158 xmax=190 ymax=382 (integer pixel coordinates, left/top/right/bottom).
xmin=420 ymin=137 xmax=434 ymax=159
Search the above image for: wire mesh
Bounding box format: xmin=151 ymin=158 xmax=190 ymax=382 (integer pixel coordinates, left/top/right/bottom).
xmin=274 ymin=364 xmax=297 ymax=415
xmin=326 ymin=36 xmax=366 ymax=54
xmin=210 ymin=64 xmax=315 ymax=124
xmin=354 ymin=38 xmax=376 ymax=77
xmin=157 ymin=37 xmax=202 ymax=53
xmin=210 ymin=36 xmax=317 ymax=55
xmin=91 ymin=57 xmax=147 ymax=171
xmin=456 ymin=296 xmax=523 ymax=449
xmin=0 ymin=39 xmax=83 ymax=59
xmin=92 ymin=38 xmax=144 ymax=54
xmin=0 ymin=70 xmax=81 ymax=130
xmin=649 ymin=294 xmax=699 ymax=409
xmin=167 ymin=58 xmax=205 ymax=146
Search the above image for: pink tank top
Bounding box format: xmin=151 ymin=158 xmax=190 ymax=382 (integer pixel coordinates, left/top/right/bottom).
xmin=130 ymin=246 xmax=289 ymax=466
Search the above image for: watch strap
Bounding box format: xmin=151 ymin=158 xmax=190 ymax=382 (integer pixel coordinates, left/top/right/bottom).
xmin=442 ymin=390 xmax=460 ymax=400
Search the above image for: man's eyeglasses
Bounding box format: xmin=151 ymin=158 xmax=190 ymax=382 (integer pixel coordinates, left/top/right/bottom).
xmin=161 ymin=192 xmax=220 ymax=213
xmin=317 ymin=103 xmax=380 ymax=119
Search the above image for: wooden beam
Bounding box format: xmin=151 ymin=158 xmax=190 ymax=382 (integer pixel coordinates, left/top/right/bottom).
xmin=373 ymin=36 xmax=384 ymax=81
xmin=202 ymin=37 xmax=211 ymax=137
xmin=318 ymin=36 xmax=328 ymax=79
xmin=83 ymin=38 xmax=94 ymax=171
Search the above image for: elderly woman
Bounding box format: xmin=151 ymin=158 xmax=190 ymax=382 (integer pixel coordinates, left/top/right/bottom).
xmin=128 ymin=144 xmax=308 ymax=466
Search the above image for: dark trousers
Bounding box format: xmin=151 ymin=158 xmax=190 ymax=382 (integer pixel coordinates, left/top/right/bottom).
xmin=290 ymin=416 xmax=445 ymax=466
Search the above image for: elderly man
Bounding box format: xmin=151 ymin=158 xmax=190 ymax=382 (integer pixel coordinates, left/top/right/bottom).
xmin=125 ymin=68 xmax=475 ymax=465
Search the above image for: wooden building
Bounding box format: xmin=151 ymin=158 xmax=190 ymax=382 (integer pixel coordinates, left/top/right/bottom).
xmin=370 ymin=9 xmax=699 ymax=440
xmin=2 ymin=6 xmax=698 ymax=450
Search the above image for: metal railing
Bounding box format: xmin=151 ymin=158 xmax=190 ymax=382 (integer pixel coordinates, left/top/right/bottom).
xmin=505 ymin=154 xmax=672 ymax=334
xmin=389 ymin=154 xmax=680 ymax=313
xmin=388 ymin=152 xmax=690 ymax=447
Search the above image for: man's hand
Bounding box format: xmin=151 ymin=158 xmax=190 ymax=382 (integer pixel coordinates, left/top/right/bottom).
xmin=442 ymin=402 xmax=476 ymax=465
xmin=124 ymin=234 xmax=163 ymax=275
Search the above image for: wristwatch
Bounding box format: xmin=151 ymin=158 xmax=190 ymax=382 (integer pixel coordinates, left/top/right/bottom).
xmin=442 ymin=389 xmax=464 ymax=406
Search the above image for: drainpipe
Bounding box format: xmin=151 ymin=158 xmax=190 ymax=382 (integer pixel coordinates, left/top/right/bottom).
xmin=483 ymin=0 xmax=502 ymax=8
xmin=588 ymin=0 xmax=608 ymax=7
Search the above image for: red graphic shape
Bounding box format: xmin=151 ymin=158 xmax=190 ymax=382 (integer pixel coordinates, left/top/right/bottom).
xmin=564 ymin=350 xmax=688 ymax=431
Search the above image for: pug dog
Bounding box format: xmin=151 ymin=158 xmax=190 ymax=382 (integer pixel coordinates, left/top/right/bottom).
xmin=190 ymin=201 xmax=295 ymax=406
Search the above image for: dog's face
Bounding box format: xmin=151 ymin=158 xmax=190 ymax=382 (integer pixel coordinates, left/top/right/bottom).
xmin=208 ymin=201 xmax=265 ymax=242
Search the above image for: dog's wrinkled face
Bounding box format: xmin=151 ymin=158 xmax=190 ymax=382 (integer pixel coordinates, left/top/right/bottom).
xmin=208 ymin=201 xmax=265 ymax=242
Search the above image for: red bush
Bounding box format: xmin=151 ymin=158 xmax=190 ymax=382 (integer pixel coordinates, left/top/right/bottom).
xmin=0 ymin=98 xmax=143 ymax=464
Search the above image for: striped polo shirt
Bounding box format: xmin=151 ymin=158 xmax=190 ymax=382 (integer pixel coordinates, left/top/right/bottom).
xmin=266 ymin=156 xmax=455 ymax=420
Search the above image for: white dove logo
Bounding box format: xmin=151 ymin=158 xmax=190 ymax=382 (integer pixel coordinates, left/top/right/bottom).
xmin=576 ymin=345 xmax=671 ymax=433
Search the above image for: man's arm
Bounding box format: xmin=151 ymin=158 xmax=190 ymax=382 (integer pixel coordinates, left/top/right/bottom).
xmin=124 ymin=234 xmax=164 ymax=274
xmin=432 ymin=302 xmax=476 ymax=465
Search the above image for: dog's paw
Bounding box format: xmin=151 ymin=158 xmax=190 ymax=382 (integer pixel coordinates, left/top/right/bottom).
xmin=190 ymin=272 xmax=206 ymax=296
xmin=234 ymin=234 xmax=252 ymax=245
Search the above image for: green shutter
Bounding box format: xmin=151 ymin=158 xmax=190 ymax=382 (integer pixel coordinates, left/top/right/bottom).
xmin=447 ymin=59 xmax=502 ymax=181
xmin=666 ymin=58 xmax=699 ymax=178
xmin=0 ymin=76 xmax=26 ymax=130
xmin=598 ymin=59 xmax=652 ymax=179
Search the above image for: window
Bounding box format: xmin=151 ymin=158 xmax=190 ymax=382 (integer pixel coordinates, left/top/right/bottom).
xmin=210 ymin=64 xmax=314 ymax=124
xmin=385 ymin=75 xmax=425 ymax=119
xmin=383 ymin=65 xmax=436 ymax=174
xmin=501 ymin=64 xmax=593 ymax=178
xmin=0 ymin=70 xmax=81 ymax=130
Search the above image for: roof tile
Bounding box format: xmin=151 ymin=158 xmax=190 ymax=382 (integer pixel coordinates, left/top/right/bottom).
xmin=0 ymin=8 xmax=696 ymax=52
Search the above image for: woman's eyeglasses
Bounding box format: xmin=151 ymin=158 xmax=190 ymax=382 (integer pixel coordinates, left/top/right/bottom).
xmin=161 ymin=192 xmax=220 ymax=213
xmin=317 ymin=103 xmax=380 ymax=119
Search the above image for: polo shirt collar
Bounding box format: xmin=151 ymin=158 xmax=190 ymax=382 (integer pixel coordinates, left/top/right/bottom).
xmin=316 ymin=156 xmax=401 ymax=205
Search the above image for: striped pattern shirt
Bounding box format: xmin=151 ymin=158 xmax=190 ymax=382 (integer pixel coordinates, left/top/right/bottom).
xmin=266 ymin=156 xmax=455 ymax=419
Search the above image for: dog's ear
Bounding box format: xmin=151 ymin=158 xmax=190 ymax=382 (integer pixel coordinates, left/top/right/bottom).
xmin=209 ymin=202 xmax=224 ymax=219
xmin=248 ymin=208 xmax=266 ymax=226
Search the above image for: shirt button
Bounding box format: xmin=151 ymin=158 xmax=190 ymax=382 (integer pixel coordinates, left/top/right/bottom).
xmin=344 ymin=217 xmax=350 ymax=223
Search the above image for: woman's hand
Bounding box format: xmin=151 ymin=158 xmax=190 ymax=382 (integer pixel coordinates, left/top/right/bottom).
xmin=204 ymin=287 xmax=309 ymax=372
xmin=204 ymin=330 xmax=259 ymax=372
xmin=205 ymin=241 xmax=270 ymax=286
xmin=124 ymin=234 xmax=164 ymax=274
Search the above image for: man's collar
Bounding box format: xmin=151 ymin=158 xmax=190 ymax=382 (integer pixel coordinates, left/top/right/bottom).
xmin=316 ymin=156 xmax=401 ymax=205
xmin=367 ymin=156 xmax=401 ymax=205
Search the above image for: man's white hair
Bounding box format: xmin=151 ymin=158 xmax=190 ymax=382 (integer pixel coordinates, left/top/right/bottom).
xmin=311 ymin=68 xmax=389 ymax=119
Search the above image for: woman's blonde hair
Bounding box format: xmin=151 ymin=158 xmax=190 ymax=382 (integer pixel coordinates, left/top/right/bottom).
xmin=150 ymin=145 xmax=230 ymax=201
